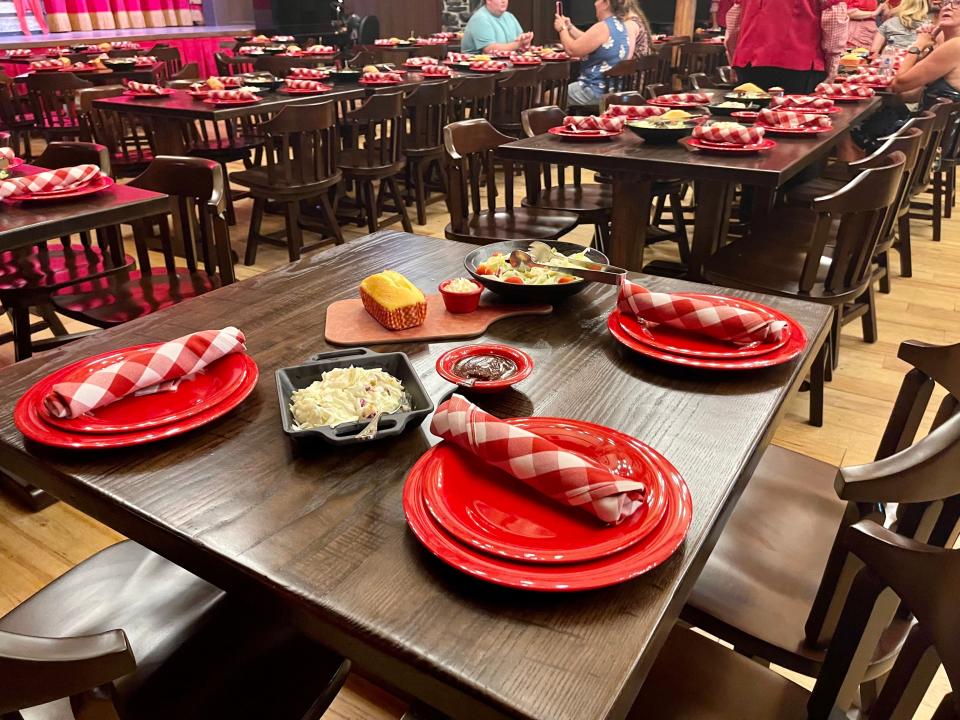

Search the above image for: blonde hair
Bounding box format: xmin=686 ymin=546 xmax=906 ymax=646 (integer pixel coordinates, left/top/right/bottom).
xmin=895 ymin=0 xmax=930 ymax=29
xmin=622 ymin=0 xmax=654 ymax=44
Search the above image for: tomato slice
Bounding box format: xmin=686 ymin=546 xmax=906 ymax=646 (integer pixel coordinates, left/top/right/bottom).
xmin=557 ymin=275 xmax=576 ymax=283
xmin=504 ymin=276 xmax=524 ymax=284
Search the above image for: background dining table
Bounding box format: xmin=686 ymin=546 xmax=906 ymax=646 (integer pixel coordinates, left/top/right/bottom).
xmin=496 ymin=90 xmax=882 ymax=278
xmin=0 ymin=230 xmax=832 ymax=720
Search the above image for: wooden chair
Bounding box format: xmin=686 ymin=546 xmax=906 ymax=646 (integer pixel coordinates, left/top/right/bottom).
xmin=643 ymin=82 xmax=667 ymax=99
xmin=214 ymin=51 xmax=254 ymax=76
xmin=909 ymin=100 xmax=960 ymax=243
xmin=106 ymin=48 xmax=140 ymax=58
xmin=253 ymin=55 xmax=325 ymax=76
xmin=601 ymin=57 xmax=642 ymax=94
xmin=633 ymin=518 xmax=960 ymax=720
xmin=0 ymin=540 xmax=350 ymax=720
xmin=936 ymin=100 xmax=960 ymax=220
xmin=167 ymin=61 xmax=200 ymax=82
xmin=687 ymin=71 xmax=716 ymax=90
xmin=654 ymin=42 xmax=675 ymax=87
xmin=449 ymin=73 xmax=496 ymax=122
xmin=538 ymin=60 xmax=570 ymax=109
xmin=25 ymin=71 xmax=92 ymax=143
xmin=715 ymin=64 xmax=736 ymax=87
xmin=443 ymin=118 xmax=578 ymax=244
xmin=0 ymin=71 xmax=35 ymax=160
xmin=151 ymin=45 xmax=183 ymax=77
xmin=337 ymin=91 xmax=412 ymax=234
xmin=703 ymin=152 xmax=906 ymax=425
xmin=403 ymin=81 xmax=449 ymax=225
xmin=599 ymin=91 xmax=645 ymax=112
xmin=77 ymin=85 xmax=155 ymax=178
xmin=521 ymin=106 xmax=612 ymax=249
xmin=680 ymin=338 xmax=960 ymax=705
xmin=0 ymin=142 xmax=133 ymax=361
xmin=52 ymin=156 xmax=237 ymax=327
xmin=346 ymin=49 xmax=381 ymax=68
xmin=491 ymin=67 xmax=541 ymax=138
xmin=230 ymin=101 xmax=342 ymax=265
xmin=676 ymin=41 xmax=727 ymax=82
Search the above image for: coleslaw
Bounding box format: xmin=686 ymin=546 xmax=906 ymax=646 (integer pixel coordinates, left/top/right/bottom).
xmin=290 ymin=366 xmax=409 ymax=429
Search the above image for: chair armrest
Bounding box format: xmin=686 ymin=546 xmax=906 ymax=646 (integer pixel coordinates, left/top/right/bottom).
xmin=0 ymin=629 xmax=135 ymax=714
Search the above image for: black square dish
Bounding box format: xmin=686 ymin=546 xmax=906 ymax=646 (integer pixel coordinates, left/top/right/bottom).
xmin=276 ymin=347 xmax=434 ymax=445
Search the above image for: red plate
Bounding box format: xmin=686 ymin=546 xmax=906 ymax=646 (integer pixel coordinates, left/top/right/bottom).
xmin=730 ymin=110 xmax=759 ymax=121
xmin=358 ymin=78 xmax=403 ymax=85
xmin=615 ymin=294 xmax=791 ymax=358
xmin=14 ymin=348 xmax=259 ymax=449
xmin=435 ymin=343 xmax=533 ymax=392
xmin=468 ymin=65 xmax=508 ymax=73
xmin=122 ymin=89 xmax=174 ymax=98
xmin=773 ymin=105 xmax=839 ymax=114
xmin=608 ymin=309 xmax=807 ymax=370
xmin=188 ymin=90 xmax=210 ymax=98
xmin=420 ymin=418 xmax=670 ymax=563
xmin=754 ymin=122 xmax=831 ymax=135
xmin=4 ymin=157 xmax=24 ymax=169
xmin=510 ymin=59 xmax=542 ymax=65
xmin=12 ymin=175 xmax=115 ymax=203
xmin=280 ymin=86 xmax=332 ymax=94
xmin=648 ymin=97 xmax=708 ymax=108
xmin=685 ymin=137 xmax=776 ymax=153
xmin=202 ymin=96 xmax=261 ymax=105
xmin=40 ymin=352 xmax=250 ymax=433
xmin=32 ymin=66 xmax=64 ymax=72
xmin=825 ymin=95 xmax=870 ymax=102
xmin=548 ymin=126 xmax=622 ymax=140
xmin=403 ymin=417 xmax=692 ymax=591
xmin=418 ymin=71 xmax=453 ymax=77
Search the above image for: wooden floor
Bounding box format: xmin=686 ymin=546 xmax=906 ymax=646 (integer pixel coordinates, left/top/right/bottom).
xmin=0 ymin=160 xmax=954 ymax=717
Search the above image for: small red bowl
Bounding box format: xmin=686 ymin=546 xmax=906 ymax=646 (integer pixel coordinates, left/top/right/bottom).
xmin=436 ymin=344 xmax=534 ymax=393
xmin=439 ymin=279 xmax=482 ymax=314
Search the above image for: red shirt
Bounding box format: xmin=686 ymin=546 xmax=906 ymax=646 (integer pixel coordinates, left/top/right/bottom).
xmin=716 ymin=0 xmax=736 ymax=27
xmin=732 ymin=0 xmax=843 ymax=72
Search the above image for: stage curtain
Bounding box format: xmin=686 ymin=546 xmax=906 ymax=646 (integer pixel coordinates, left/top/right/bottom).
xmin=43 ymin=0 xmax=192 ymax=31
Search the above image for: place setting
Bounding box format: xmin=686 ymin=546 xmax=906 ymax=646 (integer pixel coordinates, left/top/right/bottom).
xmin=0 ymin=164 xmax=114 ymax=203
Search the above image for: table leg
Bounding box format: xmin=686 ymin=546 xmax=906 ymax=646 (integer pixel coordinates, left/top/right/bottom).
xmin=522 ymin=161 xmax=541 ymax=205
xmin=148 ymin=117 xmax=188 ymax=154
xmin=688 ymin=178 xmax=736 ymax=282
xmin=609 ymin=174 xmax=653 ymax=271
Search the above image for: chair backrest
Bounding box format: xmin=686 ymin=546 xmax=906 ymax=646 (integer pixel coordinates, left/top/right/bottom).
xmin=37 ymin=140 xmax=110 ymax=175
xmin=492 ymin=67 xmax=541 ymax=134
xmin=214 ymin=52 xmax=253 ymax=76
xmin=128 ymin=156 xmax=236 ymax=286
xmin=853 ymin=126 xmax=924 ymax=243
xmin=602 ymin=57 xmax=641 ymax=95
xmin=168 ymin=62 xmax=200 ymax=82
xmin=449 ymin=74 xmax=496 ymax=121
xmin=0 ymin=71 xmax=30 ymax=126
xmin=77 ymin=85 xmax=154 ymax=169
xmin=600 ymin=91 xmax=645 ymax=112
xmin=521 ymin=105 xmax=586 ymax=191
xmin=538 ymin=60 xmax=570 ymax=109
xmin=940 ymin=101 xmax=960 ymax=162
xmin=801 ymin=338 xmax=960 ymax=668
xmin=444 ymin=118 xmax=519 ymax=232
xmin=358 ymin=15 xmax=380 ymax=44
xmin=343 ymin=91 xmax=404 ymax=169
xmin=151 ymin=46 xmax=182 ymax=76
xmin=715 ymin=65 xmax=735 ymax=85
xmin=347 ymin=49 xmax=381 ymax=68
xmin=634 ymin=53 xmax=660 ymax=90
xmin=687 ymin=71 xmax=713 ymax=90
xmin=676 ymin=41 xmax=726 ymax=79
xmin=644 ymin=82 xmax=667 ymax=99
xmin=256 ymin=100 xmax=339 ymax=187
xmin=804 ymin=519 xmax=960 ymax=720
xmin=107 ymin=48 xmax=139 ymax=58
xmin=911 ymin=101 xmax=957 ymax=197
xmin=26 ymin=72 xmax=93 ymax=131
xmin=654 ymin=42 xmax=674 ymax=86
xmin=404 ymin=81 xmax=449 ymax=152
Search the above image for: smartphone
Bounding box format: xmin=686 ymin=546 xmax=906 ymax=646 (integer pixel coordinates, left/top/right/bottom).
xmin=556 ymin=0 xmax=563 ymax=15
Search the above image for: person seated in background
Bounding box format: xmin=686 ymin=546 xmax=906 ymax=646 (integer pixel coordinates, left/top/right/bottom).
xmin=725 ymin=0 xmax=849 ymax=93
xmin=624 ymin=0 xmax=654 ymax=56
xmin=847 ymin=0 xmax=880 ymax=48
xmin=872 ymin=0 xmax=931 ymax=52
xmin=710 ymin=0 xmax=736 ymax=29
xmin=461 ymin=0 xmax=534 ymax=54
xmin=555 ymin=0 xmax=639 ymax=106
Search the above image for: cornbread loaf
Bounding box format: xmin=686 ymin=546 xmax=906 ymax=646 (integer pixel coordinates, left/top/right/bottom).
xmin=360 ymin=271 xmax=427 ymax=330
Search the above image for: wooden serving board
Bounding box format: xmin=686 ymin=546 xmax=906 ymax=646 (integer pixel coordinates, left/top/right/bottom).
xmin=324 ymin=294 xmax=552 ymax=346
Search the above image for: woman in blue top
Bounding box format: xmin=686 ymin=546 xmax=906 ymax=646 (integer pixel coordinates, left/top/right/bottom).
xmin=555 ymin=0 xmax=639 ymax=106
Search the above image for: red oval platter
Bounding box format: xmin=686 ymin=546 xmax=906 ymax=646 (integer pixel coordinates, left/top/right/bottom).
xmin=420 ymin=418 xmax=670 ymax=563
xmin=12 ymin=175 xmax=115 ymax=202
xmin=280 ymin=86 xmax=332 ymax=94
xmin=403 ymin=417 xmax=692 ymax=591
xmin=754 ymin=123 xmax=831 ymax=135
xmin=435 ymin=343 xmax=533 ymax=392
xmin=685 ymin=137 xmax=777 ymax=153
xmin=203 ymin=96 xmax=261 ymax=105
xmin=122 ymin=89 xmax=173 ymax=98
xmin=547 ymin=127 xmax=622 ymax=140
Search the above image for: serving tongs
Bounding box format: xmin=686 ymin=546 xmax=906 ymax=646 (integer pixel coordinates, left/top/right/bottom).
xmin=508 ymin=242 xmax=626 ymax=285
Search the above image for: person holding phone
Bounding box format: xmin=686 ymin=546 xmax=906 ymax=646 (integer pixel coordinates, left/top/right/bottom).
xmin=555 ymin=0 xmax=639 ymax=106
xmin=461 ymin=0 xmax=534 ymax=54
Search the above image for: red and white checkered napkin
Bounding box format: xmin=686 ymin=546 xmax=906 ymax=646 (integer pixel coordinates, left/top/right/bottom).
xmin=43 ymin=327 xmax=246 ymax=419
xmin=416 ymin=37 xmax=446 ymax=45
xmin=305 ymin=44 xmax=335 ymax=54
xmin=758 ymin=108 xmax=832 ymax=128
xmin=656 ymin=92 xmax=710 ymax=104
xmin=284 ymin=78 xmax=331 ymax=91
xmin=207 ymin=88 xmax=258 ymax=100
xmin=125 ymin=80 xmax=165 ymax=94
xmin=430 ymin=395 xmax=647 ymax=525
xmin=362 ymin=71 xmax=403 ymax=82
xmin=419 ymin=65 xmax=451 ymax=75
xmin=30 ymin=60 xmax=62 ymax=70
xmin=509 ymin=53 xmax=541 ymax=63
xmin=0 ymin=147 xmax=15 ymax=163
xmin=211 ymin=75 xmax=244 ymax=87
xmin=10 ymin=48 xmax=33 ymax=57
xmin=469 ymin=60 xmax=509 ymax=71
xmin=691 ymin=122 xmax=765 ymax=145
xmin=289 ymin=67 xmax=329 ymax=79
xmin=562 ymin=115 xmax=626 ymax=132
xmin=133 ymin=55 xmax=157 ymax=65
xmin=238 ymin=46 xmax=262 ymax=55
xmin=0 ymin=164 xmax=101 ymax=200
xmin=603 ymin=104 xmax=668 ymax=119
xmin=405 ymin=55 xmax=439 ymax=66
xmin=540 ymin=51 xmax=570 ymax=60
xmin=816 ymin=82 xmax=875 ymax=97
xmin=847 ymin=73 xmax=891 ymax=86
xmin=446 ymin=52 xmax=471 ymax=63
xmin=374 ymin=38 xmax=398 ymax=45
xmin=770 ymin=95 xmax=834 ymax=110
xmin=618 ymin=280 xmax=787 ymax=345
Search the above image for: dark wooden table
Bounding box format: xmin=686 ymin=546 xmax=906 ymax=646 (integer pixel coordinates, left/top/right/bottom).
xmin=0 ymin=230 xmax=831 ymax=720
xmin=14 ymin=63 xmax=165 ymax=86
xmin=496 ymin=90 xmax=881 ymax=278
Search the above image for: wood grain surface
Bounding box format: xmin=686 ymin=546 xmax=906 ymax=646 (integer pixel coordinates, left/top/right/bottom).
xmin=0 ymin=230 xmax=831 ymax=720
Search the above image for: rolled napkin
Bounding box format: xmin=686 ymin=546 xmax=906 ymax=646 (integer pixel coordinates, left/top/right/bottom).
xmin=11 ymin=48 xmax=33 ymax=57
xmin=238 ymin=46 xmax=263 ymax=55
xmin=289 ymin=67 xmax=329 ymax=79
xmin=603 ymin=104 xmax=668 ymax=119
xmin=655 ymin=92 xmax=710 ymax=104
xmin=691 ymin=122 xmax=765 ymax=145
xmin=283 ymin=78 xmax=331 ymax=91
xmin=133 ymin=55 xmax=157 ymax=65
xmin=207 ymin=88 xmax=258 ymax=101
xmin=446 ymin=52 xmax=471 ymax=63
xmin=362 ymin=71 xmax=403 ymax=82
xmin=509 ymin=53 xmax=541 ymax=63
xmin=43 ymin=327 xmax=247 ymax=419
xmin=618 ymin=280 xmax=787 ymax=345
xmin=210 ymin=75 xmax=245 ymax=87
xmin=69 ymin=62 xmax=97 ymax=71
xmin=815 ymin=83 xmax=875 ymax=97
xmin=469 ymin=60 xmax=510 ymax=71
xmin=769 ymin=95 xmax=834 ymax=110
xmin=416 ymin=37 xmax=446 ymax=45
xmin=271 ymin=35 xmax=294 ymax=42
xmin=30 ymin=60 xmax=63 ymax=70
xmin=758 ymin=108 xmax=832 ymax=129
xmin=125 ymin=81 xmax=165 ymax=95
xmin=304 ymin=44 xmax=335 ymax=54
xmin=405 ymin=56 xmax=440 ymax=66
xmin=0 ymin=164 xmax=101 ymax=201
xmin=419 ymin=65 xmax=451 ymax=75
xmin=374 ymin=38 xmax=398 ymax=45
xmin=847 ymin=73 xmax=891 ymax=86
xmin=0 ymin=147 xmax=16 ymax=163
xmin=430 ymin=395 xmax=647 ymax=525
xmin=540 ymin=51 xmax=570 ymax=60
xmin=562 ymin=115 xmax=626 ymax=132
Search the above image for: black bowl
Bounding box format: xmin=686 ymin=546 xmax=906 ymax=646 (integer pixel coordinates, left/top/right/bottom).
xmin=724 ymin=92 xmax=772 ymax=108
xmin=70 ymin=44 xmax=90 ymax=52
xmin=103 ymin=58 xmax=136 ymax=70
xmin=240 ymin=73 xmax=283 ymax=91
xmin=234 ymin=35 xmax=253 ymax=43
xmin=464 ymin=240 xmax=607 ymax=304
xmin=706 ymin=102 xmax=760 ymax=116
xmin=329 ymin=68 xmax=361 ymax=83
xmin=261 ymin=45 xmax=286 ymax=55
xmin=626 ymin=119 xmax=699 ymax=144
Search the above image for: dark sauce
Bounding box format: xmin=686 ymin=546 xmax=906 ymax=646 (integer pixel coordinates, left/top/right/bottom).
xmin=453 ymin=354 xmax=517 ymax=382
